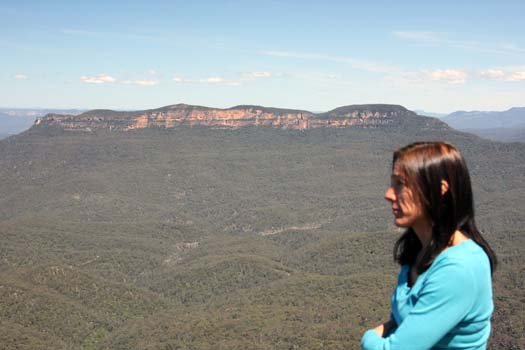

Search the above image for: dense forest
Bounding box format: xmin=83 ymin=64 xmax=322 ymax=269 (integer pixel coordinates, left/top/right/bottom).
xmin=0 ymin=123 xmax=523 ymax=349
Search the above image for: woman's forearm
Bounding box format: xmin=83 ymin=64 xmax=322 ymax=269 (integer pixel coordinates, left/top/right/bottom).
xmin=373 ymin=319 xmax=397 ymax=337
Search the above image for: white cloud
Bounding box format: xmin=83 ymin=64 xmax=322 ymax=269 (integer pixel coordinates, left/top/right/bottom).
xmin=507 ymin=71 xmax=525 ymax=81
xmin=135 ymin=80 xmax=158 ymax=86
xmin=204 ymin=77 xmax=225 ymax=83
xmin=173 ymin=75 xmax=241 ymax=86
xmin=172 ymin=71 xmax=271 ymax=86
xmin=206 ymin=78 xmax=241 ymax=86
xmin=480 ymin=69 xmax=505 ymax=79
xmin=479 ymin=67 xmax=525 ymax=82
xmin=80 ymin=74 xmax=116 ymax=84
xmin=148 ymin=69 xmax=157 ymax=75
xmin=14 ymin=74 xmax=28 ymax=80
xmin=124 ymin=79 xmax=159 ymax=86
xmin=243 ymin=71 xmax=272 ymax=80
xmin=425 ymin=69 xmax=468 ymax=85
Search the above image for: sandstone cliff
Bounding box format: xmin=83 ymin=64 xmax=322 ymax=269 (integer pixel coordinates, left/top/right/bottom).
xmin=33 ymin=104 xmax=441 ymax=132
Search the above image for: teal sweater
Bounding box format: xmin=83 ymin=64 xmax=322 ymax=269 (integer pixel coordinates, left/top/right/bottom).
xmin=361 ymin=239 xmax=493 ymax=350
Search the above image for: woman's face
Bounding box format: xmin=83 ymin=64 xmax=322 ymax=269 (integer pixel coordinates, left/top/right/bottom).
xmin=385 ymin=164 xmax=429 ymax=231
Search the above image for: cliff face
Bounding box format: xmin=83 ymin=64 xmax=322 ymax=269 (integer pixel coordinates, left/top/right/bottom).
xmin=33 ymin=104 xmax=422 ymax=132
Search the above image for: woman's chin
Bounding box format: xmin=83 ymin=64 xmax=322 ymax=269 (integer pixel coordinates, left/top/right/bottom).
xmin=393 ymin=218 xmax=409 ymax=228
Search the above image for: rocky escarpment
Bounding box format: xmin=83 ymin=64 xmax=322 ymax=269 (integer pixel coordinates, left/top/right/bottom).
xmin=33 ymin=104 xmax=442 ymax=132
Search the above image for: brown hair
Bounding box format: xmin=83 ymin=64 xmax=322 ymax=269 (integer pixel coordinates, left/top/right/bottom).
xmin=392 ymin=141 xmax=497 ymax=274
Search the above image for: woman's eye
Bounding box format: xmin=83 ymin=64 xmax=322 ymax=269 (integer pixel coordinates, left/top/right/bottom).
xmin=391 ymin=178 xmax=403 ymax=188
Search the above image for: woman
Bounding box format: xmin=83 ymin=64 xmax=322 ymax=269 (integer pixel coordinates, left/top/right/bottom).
xmin=361 ymin=142 xmax=497 ymax=350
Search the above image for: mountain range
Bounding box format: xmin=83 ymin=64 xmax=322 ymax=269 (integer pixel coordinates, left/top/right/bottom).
xmin=438 ymin=107 xmax=525 ymax=142
xmin=0 ymin=103 xmax=523 ymax=349
xmin=4 ymin=105 xmax=524 ymax=143
xmin=441 ymin=107 xmax=525 ymax=129
xmin=34 ymin=104 xmax=442 ymax=132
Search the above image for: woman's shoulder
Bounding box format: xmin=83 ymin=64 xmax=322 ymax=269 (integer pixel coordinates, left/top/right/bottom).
xmin=426 ymin=240 xmax=491 ymax=284
xmin=434 ymin=239 xmax=489 ymax=266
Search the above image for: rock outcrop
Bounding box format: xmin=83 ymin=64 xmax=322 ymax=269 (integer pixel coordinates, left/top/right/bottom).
xmin=33 ymin=103 xmax=430 ymax=132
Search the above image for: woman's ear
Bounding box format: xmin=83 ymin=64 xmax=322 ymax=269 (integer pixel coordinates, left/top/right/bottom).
xmin=441 ymin=179 xmax=449 ymax=196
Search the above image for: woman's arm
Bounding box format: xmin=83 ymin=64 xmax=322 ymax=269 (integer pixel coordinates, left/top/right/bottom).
xmin=361 ymin=260 xmax=475 ymax=350
xmin=372 ymin=319 xmax=397 ymax=338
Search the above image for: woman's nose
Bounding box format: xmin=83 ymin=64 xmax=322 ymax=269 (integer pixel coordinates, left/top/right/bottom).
xmin=385 ymin=186 xmax=395 ymax=202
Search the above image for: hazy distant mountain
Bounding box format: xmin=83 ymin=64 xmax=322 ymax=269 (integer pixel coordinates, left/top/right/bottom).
xmin=0 ymin=112 xmax=36 ymax=135
xmin=440 ymin=107 xmax=525 ymax=142
xmin=442 ymin=107 xmax=525 ymax=129
xmin=0 ymin=108 xmax=85 ymax=135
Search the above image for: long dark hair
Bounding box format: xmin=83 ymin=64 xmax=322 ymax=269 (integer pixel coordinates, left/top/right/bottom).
xmin=392 ymin=141 xmax=497 ymax=274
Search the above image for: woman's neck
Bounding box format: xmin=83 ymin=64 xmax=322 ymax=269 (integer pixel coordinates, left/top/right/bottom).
xmin=413 ymin=223 xmax=432 ymax=249
xmin=449 ymin=230 xmax=469 ymax=246
xmin=414 ymin=228 xmax=469 ymax=253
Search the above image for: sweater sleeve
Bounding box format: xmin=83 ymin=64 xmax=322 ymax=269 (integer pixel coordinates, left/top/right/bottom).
xmin=361 ymin=259 xmax=475 ymax=350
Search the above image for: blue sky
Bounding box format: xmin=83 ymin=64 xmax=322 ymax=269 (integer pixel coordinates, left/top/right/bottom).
xmin=1 ymin=0 xmax=524 ymax=113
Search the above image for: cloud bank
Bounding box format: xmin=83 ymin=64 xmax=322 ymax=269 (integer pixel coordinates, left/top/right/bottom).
xmin=480 ymin=68 xmax=525 ymax=82
xmin=80 ymin=74 xmax=116 ymax=84
xmin=425 ymin=69 xmax=468 ymax=85
xmin=124 ymin=79 xmax=159 ymax=86
xmin=173 ymin=71 xmax=272 ymax=86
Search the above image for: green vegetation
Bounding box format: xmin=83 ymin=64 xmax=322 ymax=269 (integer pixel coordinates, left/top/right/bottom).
xmin=0 ymin=125 xmax=523 ymax=349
